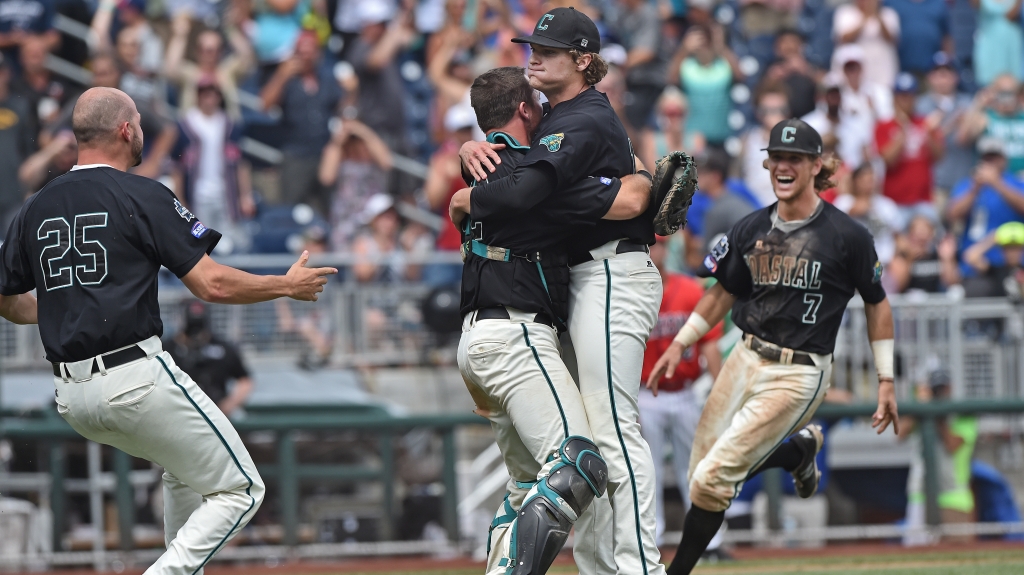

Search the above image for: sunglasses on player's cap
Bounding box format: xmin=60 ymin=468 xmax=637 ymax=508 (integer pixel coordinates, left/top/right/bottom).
xmin=763 ymin=118 xmax=823 ymax=156
xmin=512 ymin=7 xmax=601 ymax=54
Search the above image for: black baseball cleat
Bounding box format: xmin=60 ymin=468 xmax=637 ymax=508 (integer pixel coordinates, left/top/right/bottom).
xmin=699 ymin=548 xmax=735 ymax=564
xmin=790 ymin=424 xmax=824 ymax=498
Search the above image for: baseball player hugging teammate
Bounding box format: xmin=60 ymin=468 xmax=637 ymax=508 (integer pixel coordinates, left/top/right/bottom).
xmin=455 ymin=7 xmax=677 ymax=575
xmin=452 ymin=64 xmax=655 ymax=574
xmin=648 ymin=119 xmax=900 ymax=575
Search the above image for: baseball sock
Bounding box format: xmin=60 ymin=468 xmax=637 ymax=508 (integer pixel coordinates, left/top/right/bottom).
xmin=749 ymin=440 xmax=803 ymax=476
xmin=666 ymin=505 xmax=725 ymax=575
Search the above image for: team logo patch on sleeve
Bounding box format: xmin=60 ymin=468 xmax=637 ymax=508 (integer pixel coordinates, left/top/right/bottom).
xmin=599 ymin=177 xmax=612 ymax=185
xmin=539 ymin=133 xmax=564 ymax=152
xmin=872 ymin=260 xmax=883 ymax=283
xmin=174 ymin=198 xmax=195 ymax=222
xmin=705 ymin=234 xmax=729 ymax=273
xmin=191 ymin=221 xmax=208 ymax=238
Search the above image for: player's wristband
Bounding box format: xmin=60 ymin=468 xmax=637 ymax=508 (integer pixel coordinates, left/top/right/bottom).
xmin=636 ymin=169 xmax=653 ymax=183
xmin=672 ymin=312 xmax=710 ymax=349
xmin=871 ymin=338 xmax=895 ymax=381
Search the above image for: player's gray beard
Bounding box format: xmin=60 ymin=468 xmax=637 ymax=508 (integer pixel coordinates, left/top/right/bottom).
xmin=130 ymin=129 xmax=143 ymax=167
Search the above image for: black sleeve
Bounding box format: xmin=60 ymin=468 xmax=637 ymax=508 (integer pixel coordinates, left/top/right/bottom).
xmin=129 ymin=179 xmax=221 ymax=277
xmin=552 ymin=176 xmax=621 ymax=226
xmin=0 ymin=208 xmax=36 ymax=295
xmin=846 ymin=221 xmax=887 ymax=304
xmin=703 ymin=223 xmax=753 ymax=298
xmin=516 ymin=113 xmax=600 ymax=189
xmin=470 ymin=163 xmax=558 ymax=220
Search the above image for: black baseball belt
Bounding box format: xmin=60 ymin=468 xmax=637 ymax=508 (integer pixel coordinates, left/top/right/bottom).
xmin=475 ymin=306 xmax=556 ymax=330
xmin=568 ymin=240 xmax=650 ymax=267
xmin=53 ymin=344 xmax=148 ymax=378
xmin=744 ymin=334 xmax=816 ymax=367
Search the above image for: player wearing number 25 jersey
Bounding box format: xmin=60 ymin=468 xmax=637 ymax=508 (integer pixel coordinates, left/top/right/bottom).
xmin=0 ymin=88 xmax=336 ymax=575
xmin=1 ymin=167 xmax=221 ymax=362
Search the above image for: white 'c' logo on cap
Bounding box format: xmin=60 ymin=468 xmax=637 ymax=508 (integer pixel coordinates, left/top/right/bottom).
xmin=782 ymin=126 xmax=797 ymax=143
xmin=538 ymin=14 xmax=554 ymax=30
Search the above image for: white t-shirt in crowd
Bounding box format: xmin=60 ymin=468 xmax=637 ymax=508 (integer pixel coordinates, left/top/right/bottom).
xmin=741 ymin=128 xmax=776 ymax=208
xmin=185 ymin=108 xmax=227 ymax=205
xmin=832 ymin=4 xmax=901 ymax=88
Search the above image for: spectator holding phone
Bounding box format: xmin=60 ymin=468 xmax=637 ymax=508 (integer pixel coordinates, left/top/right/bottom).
xmin=667 ymin=23 xmax=743 ymax=150
xmin=946 ymin=137 xmax=1024 ymax=277
xmin=960 ymin=74 xmax=1024 ymax=177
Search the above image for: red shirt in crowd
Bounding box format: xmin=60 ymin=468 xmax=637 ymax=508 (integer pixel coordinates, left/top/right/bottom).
xmin=641 ymin=274 xmax=723 ymax=392
xmin=435 ymin=173 xmax=464 ymax=251
xmin=874 ymin=117 xmax=934 ymax=206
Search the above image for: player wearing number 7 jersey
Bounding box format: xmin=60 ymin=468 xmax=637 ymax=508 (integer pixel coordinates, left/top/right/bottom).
xmin=648 ymin=119 xmax=901 ymax=575
xmin=0 ymin=88 xmax=337 ymax=575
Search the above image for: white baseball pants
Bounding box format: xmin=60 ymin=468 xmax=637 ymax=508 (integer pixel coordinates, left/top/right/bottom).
xmin=637 ymin=387 xmax=700 ymax=542
xmin=569 ymin=244 xmax=665 ymax=575
xmin=688 ymin=341 xmax=831 ymax=513
xmin=52 ymin=336 xmax=264 ymax=575
xmin=457 ymin=310 xmax=596 ymax=575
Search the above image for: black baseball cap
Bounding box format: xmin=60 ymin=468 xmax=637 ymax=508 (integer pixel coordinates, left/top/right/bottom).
xmin=763 ymin=118 xmax=823 ymax=156
xmin=512 ymin=7 xmax=601 ymax=53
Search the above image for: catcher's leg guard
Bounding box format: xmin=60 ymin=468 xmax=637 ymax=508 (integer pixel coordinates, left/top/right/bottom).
xmin=509 ymin=437 xmax=608 ymax=575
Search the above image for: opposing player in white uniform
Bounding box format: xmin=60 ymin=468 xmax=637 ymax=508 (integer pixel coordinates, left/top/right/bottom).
xmin=648 ymin=119 xmax=900 ymax=574
xmin=458 ymin=8 xmax=665 ymax=574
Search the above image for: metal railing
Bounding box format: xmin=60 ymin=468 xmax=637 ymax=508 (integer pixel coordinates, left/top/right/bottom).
xmin=3 ymin=282 xmax=1022 ymax=388
xmin=0 ymin=407 xmax=486 ymax=570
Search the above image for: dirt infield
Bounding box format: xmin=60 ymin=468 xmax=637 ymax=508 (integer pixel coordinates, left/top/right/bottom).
xmin=24 ymin=541 xmax=1024 ymax=575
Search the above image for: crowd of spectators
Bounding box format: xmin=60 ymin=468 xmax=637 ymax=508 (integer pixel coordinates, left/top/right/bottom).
xmin=0 ymin=0 xmax=1024 ymax=298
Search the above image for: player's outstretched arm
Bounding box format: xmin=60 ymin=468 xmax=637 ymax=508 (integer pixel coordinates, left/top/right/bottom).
xmin=603 ymin=173 xmax=652 ymax=220
xmin=646 ymin=283 xmax=736 ymax=395
xmin=865 ymin=297 xmax=899 ymax=435
xmin=182 ymin=251 xmax=339 ymax=305
xmin=0 ymin=292 xmax=37 ymax=324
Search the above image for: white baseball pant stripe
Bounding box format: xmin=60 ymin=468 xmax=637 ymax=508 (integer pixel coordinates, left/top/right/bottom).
xmin=52 ymin=336 xmax=264 ymax=575
xmin=688 ymin=341 xmax=831 ymax=512
xmin=570 ymin=246 xmax=665 ymax=575
xmin=456 ymin=310 xmax=596 ymax=574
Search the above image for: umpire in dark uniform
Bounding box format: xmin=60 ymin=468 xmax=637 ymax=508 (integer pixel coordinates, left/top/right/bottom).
xmin=0 ymin=87 xmax=337 ymax=575
xmin=165 ymin=300 xmax=253 ymax=417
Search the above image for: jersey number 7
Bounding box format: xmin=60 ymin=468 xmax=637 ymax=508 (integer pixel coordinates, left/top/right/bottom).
xmin=37 ymin=213 xmax=109 ymax=291
xmin=802 ymin=293 xmax=822 ymax=325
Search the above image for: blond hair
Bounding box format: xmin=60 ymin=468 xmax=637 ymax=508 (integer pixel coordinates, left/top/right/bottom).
xmin=815 ymin=154 xmax=841 ymax=191
xmin=569 ymin=49 xmax=609 ymax=86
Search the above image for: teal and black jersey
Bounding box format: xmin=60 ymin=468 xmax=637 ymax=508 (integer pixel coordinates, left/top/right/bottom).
xmin=459 ymin=131 xmax=621 ymax=326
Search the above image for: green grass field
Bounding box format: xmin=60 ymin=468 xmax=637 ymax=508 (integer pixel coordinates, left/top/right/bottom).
xmin=309 ymin=547 xmax=1024 ymax=575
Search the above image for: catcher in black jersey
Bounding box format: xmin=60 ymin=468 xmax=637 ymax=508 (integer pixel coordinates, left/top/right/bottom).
xmin=648 ymin=119 xmax=900 ymax=575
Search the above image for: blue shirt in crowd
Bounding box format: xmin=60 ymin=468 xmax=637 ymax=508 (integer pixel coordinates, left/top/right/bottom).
xmin=887 ymin=0 xmax=950 ymax=74
xmin=951 ymin=173 xmax=1024 ymax=271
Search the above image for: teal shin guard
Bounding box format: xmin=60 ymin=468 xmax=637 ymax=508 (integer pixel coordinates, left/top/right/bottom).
xmin=509 ymin=437 xmax=608 ymax=575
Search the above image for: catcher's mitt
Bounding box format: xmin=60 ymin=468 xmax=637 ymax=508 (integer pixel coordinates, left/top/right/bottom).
xmin=651 ymin=151 xmax=698 ymax=236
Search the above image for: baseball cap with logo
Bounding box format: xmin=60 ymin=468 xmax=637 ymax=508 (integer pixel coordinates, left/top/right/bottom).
xmin=512 ymin=7 xmax=601 ymax=53
xmin=763 ymin=118 xmax=823 ymax=156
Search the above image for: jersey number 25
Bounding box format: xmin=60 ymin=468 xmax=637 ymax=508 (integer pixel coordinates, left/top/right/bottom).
xmin=37 ymin=213 xmax=109 ymax=291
